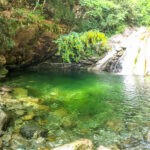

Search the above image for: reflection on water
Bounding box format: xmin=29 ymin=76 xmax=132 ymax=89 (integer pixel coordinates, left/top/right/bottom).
xmin=4 ymin=71 xmax=150 ymax=149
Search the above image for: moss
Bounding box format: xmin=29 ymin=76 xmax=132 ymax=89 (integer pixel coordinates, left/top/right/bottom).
xmin=12 ymin=87 xmax=28 ymax=98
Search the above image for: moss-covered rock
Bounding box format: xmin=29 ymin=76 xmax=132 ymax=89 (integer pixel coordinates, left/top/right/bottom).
xmin=12 ymin=87 xmax=28 ymax=98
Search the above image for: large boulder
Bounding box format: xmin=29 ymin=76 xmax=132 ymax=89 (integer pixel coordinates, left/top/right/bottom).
xmin=0 ymin=109 xmax=9 ymax=131
xmin=20 ymin=123 xmax=48 ymax=139
xmin=52 ymin=139 xmax=93 ymax=150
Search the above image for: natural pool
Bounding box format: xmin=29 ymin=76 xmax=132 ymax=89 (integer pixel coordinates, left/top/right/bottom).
xmin=3 ymin=70 xmax=150 ymax=149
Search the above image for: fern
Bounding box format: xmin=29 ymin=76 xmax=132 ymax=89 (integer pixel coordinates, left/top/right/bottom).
xmin=55 ymin=30 xmax=107 ymax=63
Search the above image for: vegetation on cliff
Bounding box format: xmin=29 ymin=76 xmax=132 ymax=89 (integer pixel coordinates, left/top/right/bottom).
xmin=0 ymin=0 xmax=150 ymax=67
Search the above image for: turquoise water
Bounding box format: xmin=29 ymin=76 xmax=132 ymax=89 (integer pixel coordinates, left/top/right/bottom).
xmin=4 ymin=71 xmax=150 ymax=149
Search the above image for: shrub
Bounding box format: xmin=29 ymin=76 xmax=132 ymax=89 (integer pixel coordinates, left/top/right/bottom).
xmin=55 ymin=30 xmax=107 ymax=63
xmin=76 ymin=0 xmax=150 ymax=35
xmin=78 ymin=0 xmax=124 ymax=33
xmin=137 ymin=0 xmax=150 ymax=26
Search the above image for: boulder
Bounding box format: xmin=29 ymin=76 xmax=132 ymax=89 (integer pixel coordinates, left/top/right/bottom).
xmin=0 ymin=109 xmax=9 ymax=131
xmin=52 ymin=139 xmax=93 ymax=150
xmin=20 ymin=123 xmax=48 ymax=139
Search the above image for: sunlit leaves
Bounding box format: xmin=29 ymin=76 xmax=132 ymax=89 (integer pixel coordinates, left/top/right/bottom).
xmin=55 ymin=30 xmax=107 ymax=62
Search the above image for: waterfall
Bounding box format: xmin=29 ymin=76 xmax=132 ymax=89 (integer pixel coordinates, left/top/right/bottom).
xmin=120 ymin=28 xmax=150 ymax=75
xmin=91 ymin=27 xmax=150 ymax=76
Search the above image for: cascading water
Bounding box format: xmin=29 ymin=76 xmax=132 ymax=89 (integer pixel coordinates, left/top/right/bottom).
xmin=91 ymin=27 xmax=150 ymax=75
xmin=120 ymin=27 xmax=150 ymax=75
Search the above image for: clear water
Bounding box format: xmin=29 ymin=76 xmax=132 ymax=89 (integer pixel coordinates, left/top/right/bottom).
xmin=4 ymin=71 xmax=150 ymax=149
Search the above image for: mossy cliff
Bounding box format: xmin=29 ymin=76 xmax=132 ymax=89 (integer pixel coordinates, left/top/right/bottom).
xmin=0 ymin=0 xmax=70 ymax=78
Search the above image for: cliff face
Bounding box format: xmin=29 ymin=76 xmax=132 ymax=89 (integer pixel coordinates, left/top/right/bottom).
xmin=0 ymin=1 xmax=71 ymax=78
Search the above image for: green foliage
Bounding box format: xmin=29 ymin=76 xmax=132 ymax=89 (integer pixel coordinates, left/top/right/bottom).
xmin=0 ymin=16 xmax=18 ymax=52
xmin=0 ymin=9 xmax=44 ymax=52
xmin=0 ymin=7 xmax=62 ymax=52
xmin=55 ymin=30 xmax=107 ymax=62
xmin=137 ymin=0 xmax=150 ymax=26
xmin=78 ymin=0 xmax=138 ymax=35
xmin=13 ymin=8 xmax=45 ymax=24
xmin=45 ymin=0 xmax=76 ymax=25
xmin=73 ymin=0 xmax=148 ymax=35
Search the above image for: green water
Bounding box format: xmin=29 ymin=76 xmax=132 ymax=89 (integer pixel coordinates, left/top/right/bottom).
xmin=4 ymin=71 xmax=150 ymax=149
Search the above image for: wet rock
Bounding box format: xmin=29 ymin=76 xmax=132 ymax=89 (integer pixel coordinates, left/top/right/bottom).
xmin=97 ymin=146 xmax=110 ymax=150
xmin=12 ymin=88 xmax=28 ymax=98
xmin=0 ymin=109 xmax=9 ymax=131
xmin=20 ymin=123 xmax=48 ymax=139
xmin=52 ymin=139 xmax=93 ymax=150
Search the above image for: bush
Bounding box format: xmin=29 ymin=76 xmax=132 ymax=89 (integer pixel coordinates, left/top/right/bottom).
xmin=137 ymin=0 xmax=150 ymax=26
xmin=74 ymin=0 xmax=150 ymax=35
xmin=78 ymin=0 xmax=140 ymax=35
xmin=55 ymin=30 xmax=107 ymax=63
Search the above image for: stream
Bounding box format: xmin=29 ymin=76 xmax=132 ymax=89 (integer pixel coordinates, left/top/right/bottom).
xmin=1 ymin=70 xmax=150 ymax=149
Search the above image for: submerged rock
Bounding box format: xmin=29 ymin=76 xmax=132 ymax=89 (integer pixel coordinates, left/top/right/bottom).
xmin=12 ymin=88 xmax=28 ymax=98
xmin=52 ymin=139 xmax=93 ymax=150
xmin=106 ymin=120 xmax=123 ymax=132
xmin=61 ymin=117 xmax=76 ymax=129
xmin=0 ymin=109 xmax=9 ymax=131
xmin=20 ymin=123 xmax=48 ymax=139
